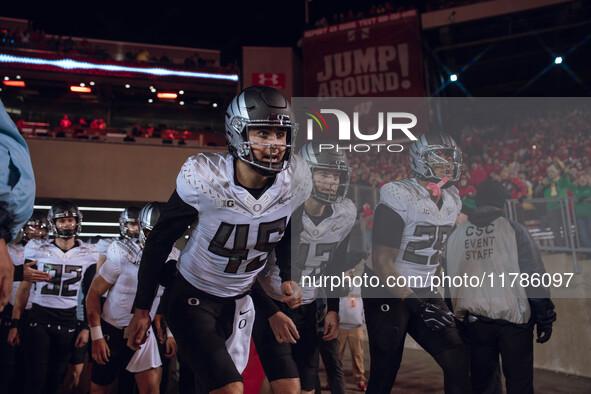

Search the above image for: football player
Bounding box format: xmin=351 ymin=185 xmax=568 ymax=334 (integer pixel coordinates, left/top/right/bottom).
xmin=127 ymin=86 xmax=311 ymax=393
xmin=86 ymin=202 xmax=178 ymax=394
xmin=7 ymin=201 xmax=99 ymax=394
xmin=254 ymin=141 xmax=357 ymax=393
xmin=62 ymin=205 xmax=143 ymax=393
xmin=0 ymin=211 xmax=51 ymax=391
xmin=363 ymin=133 xmax=472 ymax=393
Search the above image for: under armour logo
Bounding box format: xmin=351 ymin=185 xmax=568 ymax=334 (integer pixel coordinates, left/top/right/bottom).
xmin=258 ymin=73 xmax=279 ymax=85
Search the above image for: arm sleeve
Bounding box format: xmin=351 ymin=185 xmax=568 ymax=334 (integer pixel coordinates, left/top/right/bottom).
xmin=372 ymin=204 xmax=405 ymax=249
xmin=275 ymin=204 xmax=305 ymax=283
xmin=327 ymin=297 xmax=339 ymax=313
xmin=133 ymin=190 xmax=198 ymax=311
xmin=13 ymin=264 xmax=24 ymax=281
xmin=77 ymin=264 xmax=97 ymax=328
xmin=250 ymin=280 xmax=281 ymax=319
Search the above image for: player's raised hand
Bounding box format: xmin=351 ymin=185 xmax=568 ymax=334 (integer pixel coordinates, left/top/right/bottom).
xmin=281 ymin=281 xmax=303 ymax=309
xmin=22 ymin=260 xmax=51 ymax=282
xmin=322 ymin=311 xmax=340 ymax=341
xmin=268 ymin=311 xmax=300 ymax=344
xmin=127 ymin=308 xmax=151 ymax=351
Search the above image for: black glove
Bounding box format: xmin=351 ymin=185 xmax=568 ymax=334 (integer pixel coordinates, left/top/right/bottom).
xmin=536 ymin=324 xmax=552 ymax=343
xmin=404 ymin=293 xmax=455 ymax=332
xmin=530 ymin=298 xmax=556 ymax=344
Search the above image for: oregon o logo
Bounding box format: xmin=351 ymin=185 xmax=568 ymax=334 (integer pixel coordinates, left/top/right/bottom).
xmin=238 ymin=319 xmax=247 ymax=329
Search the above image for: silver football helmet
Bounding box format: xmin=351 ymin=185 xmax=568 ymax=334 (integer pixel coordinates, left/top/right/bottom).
xmin=119 ymin=206 xmax=140 ymax=239
xmin=23 ymin=211 xmax=49 ymax=242
xmin=47 ymin=200 xmax=82 ymax=238
xmin=138 ymin=202 xmax=162 ymax=248
xmin=225 ymin=86 xmax=296 ymax=176
xmin=409 ymin=133 xmax=462 ymax=187
xmin=300 ymin=141 xmax=351 ymax=204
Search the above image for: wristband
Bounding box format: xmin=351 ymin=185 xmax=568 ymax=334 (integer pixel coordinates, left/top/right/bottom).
xmin=9 ymin=319 xmax=19 ymax=328
xmin=166 ymin=327 xmax=174 ymax=338
xmin=90 ymin=326 xmax=103 ymax=341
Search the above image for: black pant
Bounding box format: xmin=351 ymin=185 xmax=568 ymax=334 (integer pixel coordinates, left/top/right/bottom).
xmin=0 ymin=310 xmax=28 ymax=394
xmin=23 ymin=322 xmax=77 ymax=394
xmin=90 ymin=320 xmax=136 ymax=387
xmin=252 ymin=300 xmax=319 ymax=391
xmin=163 ymin=274 xmax=245 ymax=393
xmin=462 ymin=319 xmax=533 ymax=394
xmin=315 ymin=334 xmax=346 ymax=394
xmin=363 ymin=289 xmax=471 ymax=394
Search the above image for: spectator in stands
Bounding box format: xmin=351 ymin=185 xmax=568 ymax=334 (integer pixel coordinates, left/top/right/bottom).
xmin=136 ymin=48 xmax=150 ymax=62
xmin=457 ymin=175 xmax=477 ymax=198
xmin=78 ymin=117 xmax=88 ymax=127
xmin=60 ymin=115 xmax=72 ymax=129
xmin=90 ymin=119 xmax=100 ymax=129
xmin=98 ymin=119 xmax=107 ymax=130
xmin=361 ymin=203 xmax=373 ymax=253
xmin=544 ymin=163 xmax=574 ymax=247
xmin=469 ymin=162 xmax=487 ymax=187
xmin=573 ymin=174 xmax=591 ymax=255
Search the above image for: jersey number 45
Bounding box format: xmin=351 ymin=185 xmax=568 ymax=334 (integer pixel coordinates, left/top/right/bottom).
xmin=208 ymin=217 xmax=287 ymax=274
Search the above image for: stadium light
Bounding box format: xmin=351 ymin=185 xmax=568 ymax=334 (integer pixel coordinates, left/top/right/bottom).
xmin=0 ymin=54 xmax=239 ymax=82
xmin=450 ymin=74 xmax=458 ymax=82
xmin=3 ymin=80 xmax=25 ymax=87
xmin=157 ymin=92 xmax=178 ymax=99
xmin=554 ymin=56 xmax=563 ymax=64
xmin=70 ymin=86 xmax=92 ymax=93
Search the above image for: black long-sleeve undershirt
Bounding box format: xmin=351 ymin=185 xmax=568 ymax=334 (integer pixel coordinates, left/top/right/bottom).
xmin=133 ymin=190 xmax=198 ymax=311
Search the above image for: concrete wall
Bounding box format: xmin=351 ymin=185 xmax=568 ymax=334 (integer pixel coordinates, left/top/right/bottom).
xmin=28 ymin=139 xmax=223 ymax=202
xmin=406 ymin=253 xmax=591 ymax=378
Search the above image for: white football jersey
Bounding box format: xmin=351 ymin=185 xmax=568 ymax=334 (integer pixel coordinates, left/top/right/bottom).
xmin=368 ymin=178 xmax=461 ymax=285
xmin=259 ymin=198 xmax=357 ymax=304
xmin=176 ymin=152 xmax=311 ymax=297
xmin=25 ymin=239 xmax=99 ymax=309
xmin=100 ymin=238 xmax=180 ymax=328
xmin=96 ymin=238 xmax=116 ymax=255
xmin=7 ymin=243 xmax=35 ymax=309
